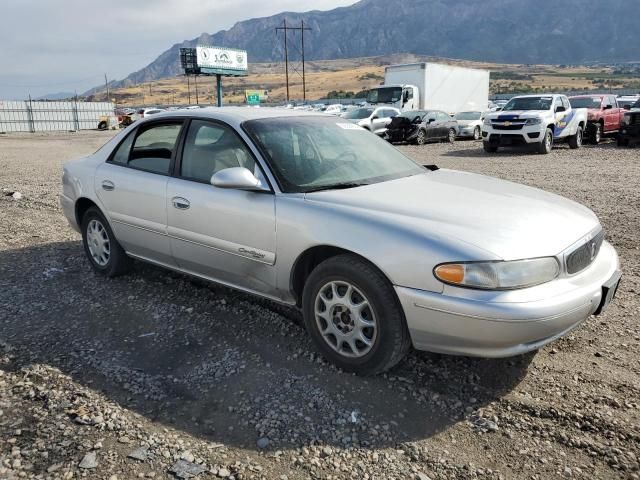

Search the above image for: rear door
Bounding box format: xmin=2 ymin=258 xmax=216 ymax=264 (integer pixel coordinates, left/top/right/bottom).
xmin=166 ymin=119 xmax=278 ymax=296
xmin=95 ymin=120 xmax=184 ymax=265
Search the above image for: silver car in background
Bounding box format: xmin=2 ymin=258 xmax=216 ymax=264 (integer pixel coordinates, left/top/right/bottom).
xmin=455 ymin=111 xmax=485 ymax=140
xmin=341 ymin=106 xmax=401 ymax=136
xmin=61 ymin=108 xmax=621 ymax=375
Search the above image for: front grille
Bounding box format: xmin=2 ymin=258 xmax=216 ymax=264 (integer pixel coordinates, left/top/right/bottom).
xmin=566 ymin=230 xmax=604 ymax=275
xmin=630 ymin=114 xmax=640 ymax=126
xmin=492 ymin=123 xmax=525 ymax=130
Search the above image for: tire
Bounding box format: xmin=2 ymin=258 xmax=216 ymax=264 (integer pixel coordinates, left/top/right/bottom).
xmin=591 ymin=123 xmax=602 ymax=144
xmin=81 ymin=206 xmax=132 ymax=277
xmin=415 ymin=129 xmax=427 ymax=145
xmin=97 ymin=121 xmax=107 ymax=130
xmin=447 ymin=128 xmax=456 ymax=143
xmin=473 ymin=126 xmax=481 ymax=141
xmin=302 ymin=254 xmax=411 ymax=375
xmin=483 ymin=142 xmax=498 ymax=153
xmin=538 ymin=128 xmax=553 ymax=154
xmin=568 ymin=126 xmax=583 ymax=149
xmin=617 ymin=138 xmax=629 ymax=147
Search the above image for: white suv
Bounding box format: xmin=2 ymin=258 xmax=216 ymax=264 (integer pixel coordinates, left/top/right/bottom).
xmin=482 ymin=94 xmax=587 ymax=154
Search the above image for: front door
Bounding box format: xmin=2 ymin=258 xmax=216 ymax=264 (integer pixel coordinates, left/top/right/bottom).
xmin=95 ymin=121 xmax=184 ymax=265
xmin=166 ymin=119 xmax=278 ymax=297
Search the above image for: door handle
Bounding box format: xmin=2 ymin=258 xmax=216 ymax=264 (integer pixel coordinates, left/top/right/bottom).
xmin=101 ymin=180 xmax=115 ymax=191
xmin=172 ymin=197 xmax=190 ymax=210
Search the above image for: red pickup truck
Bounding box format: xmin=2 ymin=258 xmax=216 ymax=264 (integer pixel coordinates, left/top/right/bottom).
xmin=568 ymin=95 xmax=624 ymax=144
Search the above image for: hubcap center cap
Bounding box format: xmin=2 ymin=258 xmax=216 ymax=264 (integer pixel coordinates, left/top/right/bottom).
xmin=331 ymin=304 xmax=354 ymax=334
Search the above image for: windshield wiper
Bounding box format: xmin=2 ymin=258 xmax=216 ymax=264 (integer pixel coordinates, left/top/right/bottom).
xmin=304 ymin=182 xmax=370 ymax=193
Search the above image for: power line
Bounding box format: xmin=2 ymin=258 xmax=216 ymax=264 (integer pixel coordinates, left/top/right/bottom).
xmin=276 ymin=20 xmax=311 ymax=101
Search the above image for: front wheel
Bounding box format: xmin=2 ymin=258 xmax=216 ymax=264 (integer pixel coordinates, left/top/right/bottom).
xmin=415 ymin=129 xmax=427 ymax=145
xmin=447 ymin=128 xmax=456 ymax=143
xmin=591 ymin=123 xmax=602 ymax=144
xmin=97 ymin=121 xmax=107 ymax=130
xmin=302 ymin=255 xmax=411 ymax=375
xmin=538 ymin=128 xmax=553 ymax=154
xmin=568 ymin=126 xmax=583 ymax=149
xmin=81 ymin=207 xmax=132 ymax=277
xmin=617 ymin=137 xmax=629 ymax=148
xmin=483 ymin=142 xmax=498 ymax=153
xmin=473 ymin=126 xmax=481 ymax=141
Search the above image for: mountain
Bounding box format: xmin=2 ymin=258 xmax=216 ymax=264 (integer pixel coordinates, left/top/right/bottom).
xmin=93 ymin=0 xmax=640 ymax=92
xmin=36 ymin=92 xmax=76 ymax=100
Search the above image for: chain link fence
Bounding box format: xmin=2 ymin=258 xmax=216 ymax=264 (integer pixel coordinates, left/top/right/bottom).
xmin=0 ymin=100 xmax=115 ymax=133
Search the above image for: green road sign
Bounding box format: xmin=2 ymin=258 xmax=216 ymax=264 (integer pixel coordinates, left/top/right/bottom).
xmin=247 ymin=93 xmax=260 ymax=105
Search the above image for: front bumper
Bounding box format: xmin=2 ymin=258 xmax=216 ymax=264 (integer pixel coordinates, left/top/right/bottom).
xmin=457 ymin=126 xmax=478 ymax=138
xmin=483 ymin=124 xmax=545 ymax=146
xmin=619 ymin=124 xmax=640 ymax=141
xmin=396 ymin=241 xmax=620 ymax=358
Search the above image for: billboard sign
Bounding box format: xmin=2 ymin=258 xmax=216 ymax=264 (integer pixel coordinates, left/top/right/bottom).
xmin=196 ymin=46 xmax=248 ymax=73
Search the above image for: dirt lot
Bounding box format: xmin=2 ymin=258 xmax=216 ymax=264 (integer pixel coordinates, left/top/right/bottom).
xmin=0 ymin=130 xmax=638 ymax=480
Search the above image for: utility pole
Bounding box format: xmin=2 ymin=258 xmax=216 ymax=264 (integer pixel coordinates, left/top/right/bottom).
xmin=276 ymin=20 xmax=311 ymax=102
xmin=194 ymin=75 xmax=199 ymax=104
xmin=104 ymin=73 xmax=110 ymax=102
xmin=187 ymin=75 xmax=191 ymax=104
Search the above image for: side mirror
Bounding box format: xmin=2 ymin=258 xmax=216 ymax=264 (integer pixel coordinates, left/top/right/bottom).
xmin=427 ymin=118 xmax=436 ymax=124
xmin=211 ymin=167 xmax=266 ymax=191
xmin=371 ymin=115 xmax=379 ymax=120
xmin=604 ymin=104 xmax=613 ymax=110
xmin=555 ymin=106 xmax=566 ymax=113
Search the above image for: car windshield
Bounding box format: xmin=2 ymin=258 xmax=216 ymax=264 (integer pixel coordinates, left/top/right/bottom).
xmin=366 ymin=87 xmax=402 ymax=104
xmin=243 ymin=116 xmax=426 ymax=193
xmin=503 ymin=97 xmax=553 ymax=111
xmin=342 ymin=108 xmax=374 ymax=119
xmin=569 ymin=97 xmax=602 ymax=109
xmin=456 ymin=111 xmax=482 ymax=120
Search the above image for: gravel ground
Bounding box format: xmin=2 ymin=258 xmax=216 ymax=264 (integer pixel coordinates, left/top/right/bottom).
xmin=0 ymin=130 xmax=638 ymax=480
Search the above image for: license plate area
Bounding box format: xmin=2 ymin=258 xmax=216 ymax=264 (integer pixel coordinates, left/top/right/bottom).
xmin=594 ymin=270 xmax=622 ymax=315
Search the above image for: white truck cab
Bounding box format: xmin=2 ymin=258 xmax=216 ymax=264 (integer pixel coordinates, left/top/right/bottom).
xmin=365 ymin=84 xmax=419 ymax=111
xmin=482 ymin=94 xmax=587 ymax=154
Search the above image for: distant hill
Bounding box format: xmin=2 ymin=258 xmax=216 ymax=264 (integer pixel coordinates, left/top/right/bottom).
xmin=36 ymin=92 xmax=76 ymax=101
xmin=88 ymin=0 xmax=640 ymax=94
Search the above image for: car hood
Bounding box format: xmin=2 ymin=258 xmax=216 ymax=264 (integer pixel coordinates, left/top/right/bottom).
xmin=457 ymin=119 xmax=481 ymax=127
xmin=304 ymin=170 xmax=599 ymax=260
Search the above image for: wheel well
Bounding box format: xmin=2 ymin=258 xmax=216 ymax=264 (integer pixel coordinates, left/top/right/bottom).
xmin=290 ymin=245 xmax=368 ymax=306
xmin=546 ymin=124 xmax=555 ymax=133
xmin=75 ymin=197 xmax=98 ymax=227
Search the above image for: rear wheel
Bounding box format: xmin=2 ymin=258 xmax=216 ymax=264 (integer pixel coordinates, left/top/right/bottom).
xmin=97 ymin=121 xmax=107 ymax=130
xmin=568 ymin=126 xmax=583 ymax=149
xmin=447 ymin=128 xmax=456 ymax=143
xmin=81 ymin=207 xmax=132 ymax=277
xmin=483 ymin=142 xmax=498 ymax=153
xmin=302 ymin=254 xmax=411 ymax=375
xmin=416 ymin=129 xmax=427 ymax=145
xmin=538 ymin=128 xmax=553 ymax=154
xmin=473 ymin=126 xmax=481 ymax=141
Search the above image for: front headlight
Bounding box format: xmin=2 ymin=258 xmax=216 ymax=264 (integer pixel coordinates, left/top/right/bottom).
xmin=525 ymin=118 xmax=542 ymax=125
xmin=621 ymin=114 xmax=630 ymax=126
xmin=434 ymin=257 xmax=560 ymax=290
xmin=483 ymin=118 xmax=492 ymax=126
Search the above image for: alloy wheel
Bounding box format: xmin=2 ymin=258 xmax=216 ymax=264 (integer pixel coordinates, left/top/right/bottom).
xmin=86 ymin=219 xmax=111 ymax=267
xmin=314 ymin=280 xmax=377 ymax=358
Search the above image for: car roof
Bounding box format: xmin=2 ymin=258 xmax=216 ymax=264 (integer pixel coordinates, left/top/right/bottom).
xmin=136 ymin=106 xmax=329 ymax=127
xmin=511 ymin=94 xmax=562 ymax=99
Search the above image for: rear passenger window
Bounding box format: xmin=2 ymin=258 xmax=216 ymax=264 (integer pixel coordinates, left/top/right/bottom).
xmin=181 ymin=120 xmax=256 ymax=183
xmin=111 ymin=131 xmax=135 ymax=165
xmin=129 ymin=123 xmax=182 ymax=175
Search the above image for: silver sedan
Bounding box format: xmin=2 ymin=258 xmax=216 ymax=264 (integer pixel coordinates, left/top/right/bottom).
xmin=60 ymin=108 xmax=621 ymax=375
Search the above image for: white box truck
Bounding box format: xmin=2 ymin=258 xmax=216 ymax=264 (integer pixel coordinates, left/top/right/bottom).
xmin=366 ymin=63 xmax=490 ymax=114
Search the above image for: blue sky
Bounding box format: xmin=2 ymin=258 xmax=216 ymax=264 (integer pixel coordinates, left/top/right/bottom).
xmin=0 ymin=0 xmax=355 ymax=99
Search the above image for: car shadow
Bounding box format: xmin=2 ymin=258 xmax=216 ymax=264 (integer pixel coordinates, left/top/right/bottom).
xmin=0 ymin=241 xmax=533 ymax=450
